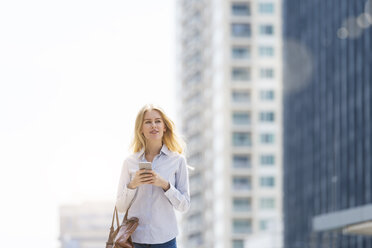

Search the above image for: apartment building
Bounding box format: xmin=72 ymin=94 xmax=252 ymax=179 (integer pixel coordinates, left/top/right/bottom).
xmin=177 ymin=0 xmax=282 ymax=247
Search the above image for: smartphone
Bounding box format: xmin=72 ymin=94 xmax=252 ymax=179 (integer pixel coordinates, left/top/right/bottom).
xmin=139 ymin=162 xmax=152 ymax=171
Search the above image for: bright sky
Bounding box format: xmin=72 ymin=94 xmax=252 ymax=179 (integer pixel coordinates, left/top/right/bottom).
xmin=0 ymin=1 xmax=177 ymax=246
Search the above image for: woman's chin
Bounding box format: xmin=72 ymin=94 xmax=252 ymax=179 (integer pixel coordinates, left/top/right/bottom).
xmin=146 ymin=136 xmax=163 ymax=142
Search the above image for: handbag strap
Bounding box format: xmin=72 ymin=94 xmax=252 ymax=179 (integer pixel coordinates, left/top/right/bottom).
xmin=123 ymin=188 xmax=138 ymax=222
xmin=110 ymin=188 xmax=138 ymax=228
xmin=111 ymin=206 xmax=120 ymax=229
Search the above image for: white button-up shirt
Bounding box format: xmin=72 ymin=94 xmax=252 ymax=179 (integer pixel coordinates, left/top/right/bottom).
xmin=115 ymin=144 xmax=190 ymax=244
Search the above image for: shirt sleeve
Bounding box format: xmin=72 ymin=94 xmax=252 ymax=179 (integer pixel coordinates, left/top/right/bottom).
xmin=164 ymin=156 xmax=191 ymax=212
xmin=115 ymin=159 xmax=138 ymax=214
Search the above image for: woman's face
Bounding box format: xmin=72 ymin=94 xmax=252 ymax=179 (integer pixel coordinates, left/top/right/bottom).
xmin=141 ymin=109 xmax=166 ymax=142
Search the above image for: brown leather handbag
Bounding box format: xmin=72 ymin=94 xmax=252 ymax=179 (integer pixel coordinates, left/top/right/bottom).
xmin=106 ymin=201 xmax=139 ymax=248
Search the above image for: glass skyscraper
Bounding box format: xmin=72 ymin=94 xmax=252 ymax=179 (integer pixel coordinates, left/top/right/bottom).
xmin=283 ymin=0 xmax=372 ymax=247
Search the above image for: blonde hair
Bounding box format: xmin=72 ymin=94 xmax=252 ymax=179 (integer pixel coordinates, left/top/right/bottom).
xmin=131 ymin=104 xmax=185 ymax=154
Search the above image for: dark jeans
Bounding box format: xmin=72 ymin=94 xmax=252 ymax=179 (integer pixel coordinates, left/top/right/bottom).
xmin=133 ymin=238 xmax=177 ymax=248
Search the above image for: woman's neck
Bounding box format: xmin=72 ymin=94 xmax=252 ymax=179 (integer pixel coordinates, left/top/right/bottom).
xmin=145 ymin=141 xmax=163 ymax=156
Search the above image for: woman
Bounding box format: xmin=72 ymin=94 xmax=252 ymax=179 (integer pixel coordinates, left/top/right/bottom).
xmin=116 ymin=104 xmax=190 ymax=248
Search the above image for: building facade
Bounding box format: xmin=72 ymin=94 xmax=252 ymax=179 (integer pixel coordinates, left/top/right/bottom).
xmin=177 ymin=0 xmax=283 ymax=247
xmin=283 ymin=0 xmax=372 ymax=247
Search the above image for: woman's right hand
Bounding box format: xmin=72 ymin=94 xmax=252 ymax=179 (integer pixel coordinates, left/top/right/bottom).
xmin=127 ymin=169 xmax=153 ymax=189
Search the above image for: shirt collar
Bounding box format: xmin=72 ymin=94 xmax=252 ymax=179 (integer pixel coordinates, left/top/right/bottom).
xmin=136 ymin=143 xmax=171 ymax=159
xmin=160 ymin=144 xmax=171 ymax=156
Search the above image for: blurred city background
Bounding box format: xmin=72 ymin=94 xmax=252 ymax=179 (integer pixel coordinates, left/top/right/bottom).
xmin=1 ymin=0 xmax=372 ymax=248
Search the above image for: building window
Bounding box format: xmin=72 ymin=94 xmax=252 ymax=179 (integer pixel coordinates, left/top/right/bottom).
xmin=186 ymin=92 xmax=201 ymax=106
xmin=260 ymin=133 xmax=275 ymax=144
xmin=233 ymin=132 xmax=251 ymax=146
xmin=232 ymin=67 xmax=251 ymax=81
xmin=232 ymin=91 xmax=250 ymax=103
xmin=232 ymin=154 xmax=251 ymax=168
xmin=259 ymin=3 xmax=274 ymax=14
xmin=259 ymin=198 xmax=275 ymax=209
xmin=260 ymin=176 xmax=275 ymax=187
xmin=260 ymin=90 xmax=275 ymax=100
xmin=231 ymin=23 xmax=251 ymax=38
xmin=259 ymin=46 xmax=274 ymax=57
xmin=233 ymin=112 xmax=251 ymax=125
xmin=233 ymin=219 xmax=252 ymax=234
xmin=259 ymin=219 xmax=270 ymax=230
xmin=188 ymin=212 xmax=203 ymax=227
xmin=186 ymin=70 xmax=202 ymax=85
xmin=191 ymin=192 xmax=203 ymax=206
xmin=188 ymin=152 xmax=202 ymax=166
xmin=232 ymin=3 xmax=250 ymax=16
xmin=184 ymin=33 xmax=201 ymax=48
xmin=259 ymin=111 xmax=275 ymax=122
xmin=233 ymin=239 xmax=245 ymax=248
xmin=188 ymin=132 xmax=202 ymax=147
xmin=260 ymin=154 xmax=275 ymax=165
xmin=259 ymin=24 xmax=274 ymax=35
xmin=190 ymin=172 xmax=202 ymax=186
xmin=260 ymin=68 xmax=274 ymax=79
xmin=233 ymin=197 xmax=251 ymax=212
xmin=233 ymin=176 xmax=251 ymax=190
xmin=232 ymin=46 xmax=250 ymax=59
xmin=188 ymin=232 xmax=203 ymax=246
xmin=184 ymin=50 xmax=201 ymax=66
xmin=183 ymin=113 xmax=201 ymax=133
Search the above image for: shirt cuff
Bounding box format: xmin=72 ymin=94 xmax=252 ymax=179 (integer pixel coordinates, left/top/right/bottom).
xmin=126 ymin=184 xmax=137 ymax=197
xmin=164 ymin=182 xmax=177 ymax=198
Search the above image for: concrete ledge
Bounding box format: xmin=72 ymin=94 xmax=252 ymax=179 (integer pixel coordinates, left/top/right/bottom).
xmin=313 ymin=204 xmax=372 ymax=232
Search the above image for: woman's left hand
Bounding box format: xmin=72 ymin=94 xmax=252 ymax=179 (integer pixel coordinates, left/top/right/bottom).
xmin=147 ymin=170 xmax=170 ymax=191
